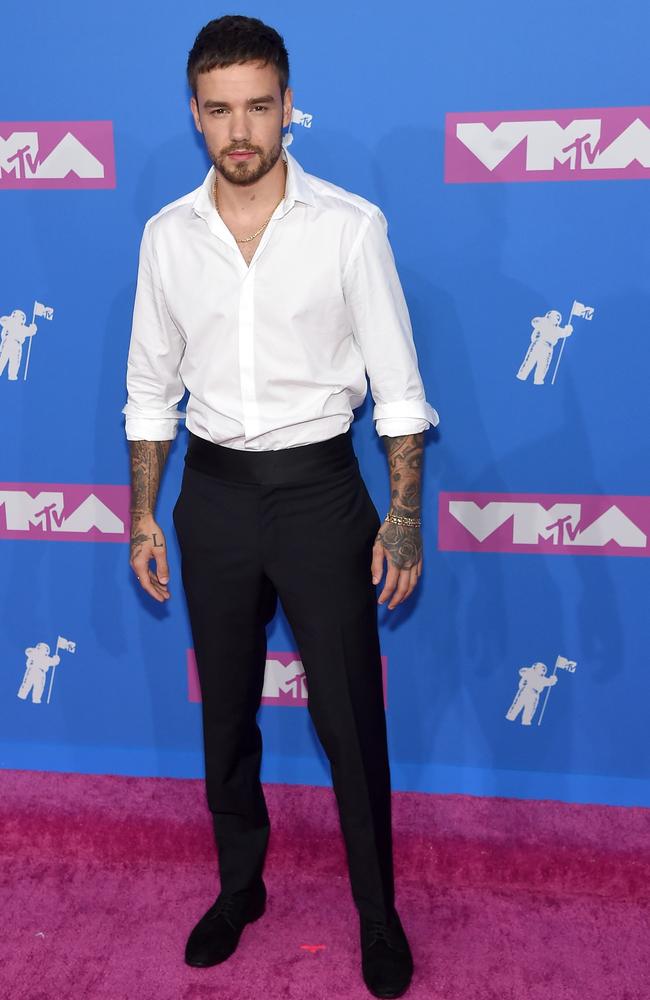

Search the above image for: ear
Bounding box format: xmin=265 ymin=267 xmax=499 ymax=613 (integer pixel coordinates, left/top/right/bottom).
xmin=282 ymin=86 xmax=294 ymax=129
xmin=190 ymin=95 xmax=203 ymax=134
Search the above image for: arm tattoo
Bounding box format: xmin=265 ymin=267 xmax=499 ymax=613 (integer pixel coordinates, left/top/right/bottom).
xmin=129 ymin=440 xmax=171 ymax=516
xmin=377 ymin=432 xmax=424 ymax=570
xmin=128 ymin=441 xmax=171 ymax=560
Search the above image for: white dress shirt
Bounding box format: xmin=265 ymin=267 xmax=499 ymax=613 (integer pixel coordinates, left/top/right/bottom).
xmin=122 ymin=148 xmax=439 ymax=449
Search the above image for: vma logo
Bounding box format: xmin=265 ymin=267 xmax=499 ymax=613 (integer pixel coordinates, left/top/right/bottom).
xmin=187 ymin=649 xmax=388 ymax=706
xmin=0 ymin=121 xmax=116 ymax=189
xmin=445 ymin=106 xmax=650 ymax=183
xmin=0 ymin=484 xmax=130 ymax=541
xmin=439 ymin=493 xmax=650 ymax=557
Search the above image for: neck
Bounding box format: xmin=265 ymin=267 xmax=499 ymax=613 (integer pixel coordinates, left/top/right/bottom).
xmin=213 ymin=154 xmax=287 ymax=218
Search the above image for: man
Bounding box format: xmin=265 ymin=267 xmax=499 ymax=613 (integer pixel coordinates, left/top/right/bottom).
xmin=122 ymin=15 xmax=439 ymax=999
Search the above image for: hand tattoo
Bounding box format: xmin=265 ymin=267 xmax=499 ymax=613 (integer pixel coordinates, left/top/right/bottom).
xmin=377 ymin=521 xmax=423 ymax=570
xmin=130 ymin=529 xmax=152 ymax=562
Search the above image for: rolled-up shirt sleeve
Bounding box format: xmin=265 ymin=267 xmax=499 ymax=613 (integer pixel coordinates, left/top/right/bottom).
xmin=121 ymin=219 xmax=187 ymax=441
xmin=342 ymin=207 xmax=439 ymax=438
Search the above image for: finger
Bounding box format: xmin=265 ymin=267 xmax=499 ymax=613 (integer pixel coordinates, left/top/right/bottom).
xmin=387 ymin=568 xmax=413 ymax=609
xmin=132 ymin=560 xmax=169 ymax=602
xmin=148 ymin=569 xmax=170 ymax=598
xmin=155 ymin=549 xmax=170 ymax=585
xmin=149 ymin=563 xmax=170 ymax=592
xmin=138 ymin=571 xmax=166 ymax=603
xmin=407 ymin=563 xmax=420 ymax=596
xmin=371 ymin=539 xmax=384 ymax=585
xmin=390 ymin=565 xmax=419 ymax=608
xmin=377 ymin=562 xmax=400 ymax=605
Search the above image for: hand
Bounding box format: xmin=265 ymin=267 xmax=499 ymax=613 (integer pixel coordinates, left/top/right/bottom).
xmin=371 ymin=520 xmax=423 ymax=610
xmin=129 ymin=512 xmax=171 ymax=603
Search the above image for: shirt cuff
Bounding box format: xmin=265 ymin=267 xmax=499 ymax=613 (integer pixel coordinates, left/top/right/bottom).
xmin=123 ymin=405 xmax=185 ymax=441
xmin=375 ymin=417 xmax=431 ymax=437
xmin=372 ymin=399 xmax=440 ymax=432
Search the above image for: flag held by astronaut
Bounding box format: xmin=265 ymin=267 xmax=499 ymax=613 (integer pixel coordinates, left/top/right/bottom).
xmin=572 ymin=301 xmax=595 ymax=321
xmin=34 ymin=301 xmax=55 ymax=321
xmin=57 ymin=636 xmax=76 ymax=653
xmin=555 ymin=655 xmax=577 ymax=672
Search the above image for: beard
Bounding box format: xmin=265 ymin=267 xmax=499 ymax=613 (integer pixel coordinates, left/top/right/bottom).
xmin=211 ymin=133 xmax=284 ymax=186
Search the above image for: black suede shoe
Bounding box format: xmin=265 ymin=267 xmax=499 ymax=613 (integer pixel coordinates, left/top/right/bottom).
xmin=360 ymin=909 xmax=414 ymax=998
xmin=184 ymin=880 xmax=267 ymax=967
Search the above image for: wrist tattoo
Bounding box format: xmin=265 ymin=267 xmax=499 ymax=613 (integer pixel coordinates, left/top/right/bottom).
xmin=379 ymin=432 xmax=424 ymax=569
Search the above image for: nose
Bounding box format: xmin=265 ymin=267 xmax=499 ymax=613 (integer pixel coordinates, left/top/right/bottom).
xmin=228 ymin=108 xmax=252 ymax=145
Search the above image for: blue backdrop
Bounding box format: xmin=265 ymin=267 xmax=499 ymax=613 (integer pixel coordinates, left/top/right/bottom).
xmin=2 ymin=0 xmax=649 ymax=806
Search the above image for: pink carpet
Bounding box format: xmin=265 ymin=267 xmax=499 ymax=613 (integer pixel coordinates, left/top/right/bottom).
xmin=1 ymin=769 xmax=649 ymax=1000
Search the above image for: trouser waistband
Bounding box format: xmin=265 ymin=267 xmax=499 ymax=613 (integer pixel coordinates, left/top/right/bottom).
xmin=184 ymin=429 xmax=357 ymax=484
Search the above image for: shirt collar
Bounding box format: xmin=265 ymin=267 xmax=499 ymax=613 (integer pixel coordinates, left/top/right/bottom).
xmin=192 ymin=146 xmax=315 ymax=224
xmin=282 ymin=147 xmax=316 ymax=210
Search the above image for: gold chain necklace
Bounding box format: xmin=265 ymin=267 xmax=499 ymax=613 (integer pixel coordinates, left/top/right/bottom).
xmin=235 ymin=213 xmax=274 ymax=243
xmin=214 ymin=162 xmax=287 ymax=243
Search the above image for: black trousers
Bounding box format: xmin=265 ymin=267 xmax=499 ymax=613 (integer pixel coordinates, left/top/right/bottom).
xmin=172 ymin=428 xmax=395 ymax=922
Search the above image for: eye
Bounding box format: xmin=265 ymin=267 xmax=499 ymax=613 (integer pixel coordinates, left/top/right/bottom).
xmin=251 ymin=105 xmax=268 ymax=112
xmin=210 ymin=108 xmax=228 ymax=116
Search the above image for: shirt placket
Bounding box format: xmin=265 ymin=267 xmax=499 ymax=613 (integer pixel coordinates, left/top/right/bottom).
xmin=234 ymin=200 xmax=292 ymax=446
xmin=238 ymin=266 xmax=259 ymax=442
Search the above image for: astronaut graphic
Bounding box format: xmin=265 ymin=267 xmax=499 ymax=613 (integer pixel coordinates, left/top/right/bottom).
xmin=0 ymin=310 xmax=38 ymax=381
xmin=506 ymin=662 xmax=557 ymax=725
xmin=17 ymin=644 xmax=60 ymax=704
xmin=16 ymin=635 xmax=76 ymax=704
xmin=516 ymin=310 xmax=573 ymax=385
xmin=0 ymin=301 xmax=54 ymax=381
xmin=282 ymin=107 xmax=314 ymax=148
xmin=506 ymin=655 xmax=577 ymax=726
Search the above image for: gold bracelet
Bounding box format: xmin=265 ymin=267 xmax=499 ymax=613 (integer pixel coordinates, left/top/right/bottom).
xmin=384 ymin=511 xmax=422 ymax=527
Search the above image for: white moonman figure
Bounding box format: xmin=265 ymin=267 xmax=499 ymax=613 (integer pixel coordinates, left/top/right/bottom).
xmin=505 ymin=661 xmax=557 ymax=726
xmin=516 ymin=310 xmax=573 ymax=385
xmin=17 ymin=643 xmax=60 ymax=704
xmin=0 ymin=310 xmax=38 ymax=381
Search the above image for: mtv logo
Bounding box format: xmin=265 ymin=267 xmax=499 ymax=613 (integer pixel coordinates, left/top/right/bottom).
xmin=0 ymin=121 xmax=116 ymax=189
xmin=291 ymin=108 xmax=313 ymax=129
xmin=0 ymin=483 xmax=129 ymax=541
xmin=187 ymin=649 xmax=388 ymax=706
xmin=262 ymin=653 xmax=309 ymax=704
xmin=445 ymin=106 xmax=650 ymax=183
xmin=438 ymin=492 xmax=650 ymax=557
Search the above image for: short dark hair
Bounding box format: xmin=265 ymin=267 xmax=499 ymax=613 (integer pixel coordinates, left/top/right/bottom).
xmin=187 ymin=15 xmax=290 ymax=98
